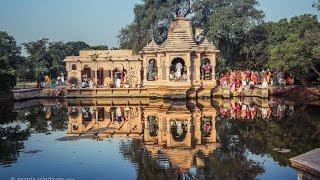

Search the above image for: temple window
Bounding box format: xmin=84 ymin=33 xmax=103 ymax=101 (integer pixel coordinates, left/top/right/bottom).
xmin=72 ymin=125 xmax=78 ymax=131
xmin=170 ymin=120 xmax=188 ymax=142
xmin=81 ymin=65 xmax=92 ymax=88
xmin=97 ymin=68 xmax=104 ymax=86
xmin=169 ymin=58 xmax=187 ymax=81
xmin=110 ymin=106 xmax=132 ymax=122
xmin=98 ymin=107 xmax=105 ymax=121
xmin=200 ymin=58 xmax=212 ymax=80
xmin=147 ymin=116 xmax=158 ymax=137
xmin=68 ymin=106 xmax=79 ymax=119
xmin=71 ymin=64 xmax=77 ymax=70
xmin=111 ymin=68 xmax=128 ymax=88
xmin=82 ymin=107 xmax=93 ymax=122
xmin=201 ymin=116 xmax=212 ymax=137
xmin=147 ymin=59 xmax=158 ymax=81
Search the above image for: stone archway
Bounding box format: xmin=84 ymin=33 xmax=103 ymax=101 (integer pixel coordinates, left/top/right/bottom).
xmin=170 ymin=57 xmax=187 ymax=81
xmin=71 ymin=64 xmax=77 ymax=70
xmin=200 ymin=58 xmax=212 ymax=80
xmin=201 ymin=116 xmax=212 ymax=137
xmin=147 ymin=59 xmax=158 ymax=81
xmin=81 ymin=65 xmax=92 ymax=88
xmin=170 ymin=120 xmax=188 ymax=142
xmin=147 ymin=116 xmax=158 ymax=137
xmin=97 ymin=68 xmax=104 ymax=86
xmin=82 ymin=65 xmax=91 ymax=78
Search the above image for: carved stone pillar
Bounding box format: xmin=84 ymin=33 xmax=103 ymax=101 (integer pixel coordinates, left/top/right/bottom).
xmin=94 ymin=62 xmax=98 ymax=86
xmin=195 ymin=52 xmax=201 ymax=83
xmin=211 ymin=53 xmax=216 ymax=85
xmin=143 ymin=66 xmax=147 ymax=85
xmin=157 ymin=54 xmax=162 ymax=81
xmin=187 ymin=66 xmax=191 ymax=81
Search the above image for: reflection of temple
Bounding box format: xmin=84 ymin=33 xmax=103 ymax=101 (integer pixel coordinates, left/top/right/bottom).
xmin=64 ymin=99 xmax=219 ymax=172
xmin=65 ymin=17 xmax=218 ymax=98
xmin=67 ymin=106 xmax=143 ymax=139
xmin=143 ymin=100 xmax=219 ymax=173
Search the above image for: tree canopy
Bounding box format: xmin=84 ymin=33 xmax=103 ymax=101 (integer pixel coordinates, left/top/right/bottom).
xmin=23 ymin=40 xmax=93 ymax=80
xmin=0 ymin=31 xmax=23 ymax=91
xmin=118 ymin=0 xmax=264 ymax=65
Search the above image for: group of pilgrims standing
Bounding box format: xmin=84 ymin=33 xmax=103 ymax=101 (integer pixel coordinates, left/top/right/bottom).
xmin=218 ymin=70 xmax=294 ymax=92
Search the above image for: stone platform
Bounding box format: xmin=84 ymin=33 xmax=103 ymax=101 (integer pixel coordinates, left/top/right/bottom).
xmin=12 ymin=86 xmax=272 ymax=100
xmin=290 ymin=148 xmax=320 ymax=179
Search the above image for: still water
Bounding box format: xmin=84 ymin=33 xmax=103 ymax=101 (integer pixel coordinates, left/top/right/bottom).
xmin=0 ymin=98 xmax=319 ymax=180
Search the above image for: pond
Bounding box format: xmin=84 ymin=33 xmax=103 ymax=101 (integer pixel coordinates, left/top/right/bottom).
xmin=0 ymin=98 xmax=319 ymax=180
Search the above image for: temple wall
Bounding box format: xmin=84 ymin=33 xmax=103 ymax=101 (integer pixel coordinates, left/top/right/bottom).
xmin=79 ymin=50 xmax=133 ymax=57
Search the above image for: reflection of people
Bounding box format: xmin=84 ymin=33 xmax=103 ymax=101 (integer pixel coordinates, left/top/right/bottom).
xmin=202 ymin=121 xmax=212 ymax=134
xmin=82 ymin=107 xmax=92 ymax=121
xmin=61 ymin=73 xmax=65 ymax=86
xmin=115 ymin=72 xmax=121 ymax=88
xmin=202 ymin=62 xmax=212 ymax=80
xmin=116 ymin=107 xmax=122 ymax=121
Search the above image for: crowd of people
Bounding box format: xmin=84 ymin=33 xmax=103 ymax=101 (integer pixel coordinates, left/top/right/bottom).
xmin=218 ymin=70 xmax=294 ymax=91
xmin=37 ymin=74 xmax=66 ymax=88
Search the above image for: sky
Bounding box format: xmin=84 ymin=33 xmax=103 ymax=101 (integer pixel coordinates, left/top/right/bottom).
xmin=0 ymin=0 xmax=318 ymax=48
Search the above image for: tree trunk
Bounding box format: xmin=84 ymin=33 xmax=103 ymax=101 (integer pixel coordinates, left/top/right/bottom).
xmin=296 ymin=76 xmax=307 ymax=86
xmin=310 ymin=66 xmax=320 ymax=78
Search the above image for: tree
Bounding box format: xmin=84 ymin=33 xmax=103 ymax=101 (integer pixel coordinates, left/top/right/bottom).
xmin=24 ymin=39 xmax=91 ymax=80
xmin=85 ymin=45 xmax=108 ymax=50
xmin=266 ymin=15 xmax=320 ymax=83
xmin=234 ymin=23 xmax=270 ymax=70
xmin=204 ymin=0 xmax=264 ymax=68
xmin=23 ymin=38 xmax=52 ymax=79
xmin=65 ymin=41 xmax=90 ymax=56
xmin=118 ymin=0 xmax=263 ymax=70
xmin=118 ymin=0 xmax=196 ymax=53
xmin=313 ymin=0 xmax=320 ymax=11
xmin=48 ymin=41 xmax=68 ymax=78
xmin=0 ymin=31 xmax=22 ymax=91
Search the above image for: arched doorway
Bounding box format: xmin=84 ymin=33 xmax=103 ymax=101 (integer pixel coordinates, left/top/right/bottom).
xmin=170 ymin=58 xmax=187 ymax=81
xmin=82 ymin=107 xmax=93 ymax=122
xmin=82 ymin=65 xmax=91 ymax=88
xmin=71 ymin=64 xmax=77 ymax=70
xmin=97 ymin=68 xmax=104 ymax=86
xmin=147 ymin=59 xmax=157 ymax=81
xmin=200 ymin=58 xmax=212 ymax=80
xmin=201 ymin=116 xmax=212 ymax=137
xmin=170 ymin=120 xmax=188 ymax=142
xmin=147 ymin=116 xmax=158 ymax=137
xmin=82 ymin=65 xmax=91 ymax=78
xmin=112 ymin=68 xmax=127 ymax=88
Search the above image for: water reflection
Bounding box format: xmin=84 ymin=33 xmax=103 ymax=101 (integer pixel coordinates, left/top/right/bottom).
xmin=0 ymin=98 xmax=319 ymax=179
xmin=215 ymin=97 xmax=295 ymax=120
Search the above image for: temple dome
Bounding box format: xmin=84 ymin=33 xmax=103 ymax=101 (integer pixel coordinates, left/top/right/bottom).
xmin=159 ymin=17 xmax=198 ymax=51
xmin=141 ymin=39 xmax=159 ymax=52
xmin=198 ymin=37 xmax=217 ymax=51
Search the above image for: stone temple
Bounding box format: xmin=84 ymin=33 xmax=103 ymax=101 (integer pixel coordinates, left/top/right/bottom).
xmin=64 ymin=17 xmax=219 ymax=98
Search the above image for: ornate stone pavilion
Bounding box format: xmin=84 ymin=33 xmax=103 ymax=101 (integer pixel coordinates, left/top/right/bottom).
xmin=65 ymin=16 xmax=219 ymax=98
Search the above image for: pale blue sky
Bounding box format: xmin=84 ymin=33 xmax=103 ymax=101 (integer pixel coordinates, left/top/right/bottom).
xmin=0 ymin=0 xmax=318 ymax=48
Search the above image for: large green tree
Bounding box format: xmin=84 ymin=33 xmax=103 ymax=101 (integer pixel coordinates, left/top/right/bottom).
xmin=65 ymin=41 xmax=90 ymax=56
xmin=23 ymin=40 xmax=91 ymax=79
xmin=266 ymin=15 xmax=320 ymax=83
xmin=0 ymin=31 xmax=23 ymax=91
xmin=313 ymin=0 xmax=320 ymax=11
xmin=118 ymin=0 xmax=263 ymax=68
xmin=204 ymin=0 xmax=264 ymax=68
